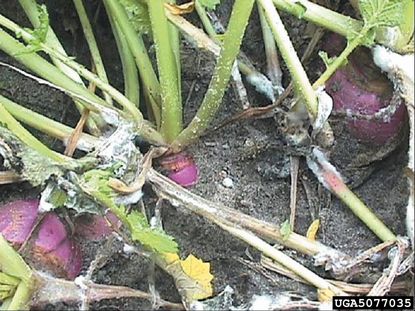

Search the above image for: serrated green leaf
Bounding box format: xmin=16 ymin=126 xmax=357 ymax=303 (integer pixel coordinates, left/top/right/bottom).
xmin=198 ymin=0 xmax=221 ymax=10
xmin=128 ymin=211 xmax=178 ymax=253
xmin=119 ymin=0 xmax=151 ymax=34
xmin=359 ymin=0 xmax=403 ymax=28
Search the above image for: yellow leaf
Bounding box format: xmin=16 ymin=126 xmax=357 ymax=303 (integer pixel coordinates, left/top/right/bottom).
xmin=306 ymin=219 xmax=320 ymax=241
xmin=180 ymin=254 xmax=214 ymax=299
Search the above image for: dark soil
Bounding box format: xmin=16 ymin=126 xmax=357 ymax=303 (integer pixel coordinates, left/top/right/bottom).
xmin=0 ymin=1 xmax=412 ymax=310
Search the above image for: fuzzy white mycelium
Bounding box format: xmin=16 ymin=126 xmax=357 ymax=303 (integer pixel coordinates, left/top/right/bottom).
xmin=373 ymin=45 xmax=414 ymax=248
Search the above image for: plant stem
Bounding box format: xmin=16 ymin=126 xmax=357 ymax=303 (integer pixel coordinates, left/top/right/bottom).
xmin=313 ymin=33 xmax=365 ymax=88
xmin=0 ymin=15 xmax=164 ymax=145
xmin=106 ymin=10 xmax=140 ymax=107
xmin=0 ymin=235 xmax=35 ymax=310
xmin=194 ymin=0 xmax=217 ymax=38
xmin=258 ymin=0 xmax=318 ymax=117
xmin=307 ymin=147 xmax=396 ymax=242
xmin=258 ymin=2 xmax=283 ymax=93
xmin=0 ymin=14 xmax=139 ymax=119
xmin=272 ymin=0 xmax=362 ymax=38
xmin=0 ymin=94 xmax=99 ymax=152
xmin=147 ymin=0 xmax=182 ymax=142
xmin=171 ymin=0 xmax=256 ymax=150
xmin=190 ymin=4 xmax=275 ymax=102
xmin=147 ymin=169 xmax=350 ymax=258
xmin=0 ymin=29 xmax=106 ymax=113
xmin=18 ymin=0 xmax=103 ymax=135
xmin=0 ymin=97 xmax=71 ymax=164
xmin=103 ymin=0 xmax=162 ymax=120
xmin=73 ymin=0 xmax=113 ymax=105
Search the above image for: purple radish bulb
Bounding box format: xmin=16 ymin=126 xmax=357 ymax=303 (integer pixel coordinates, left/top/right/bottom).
xmin=0 ymin=199 xmax=38 ymax=245
xmin=325 ymin=45 xmax=407 ymax=145
xmin=160 ymin=152 xmax=199 ymax=187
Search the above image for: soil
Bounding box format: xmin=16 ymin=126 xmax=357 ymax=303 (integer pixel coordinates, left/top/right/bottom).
xmin=0 ymin=1 xmax=412 ymax=310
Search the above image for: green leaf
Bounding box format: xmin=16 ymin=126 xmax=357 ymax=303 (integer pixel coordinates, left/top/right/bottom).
xmin=280 ymin=220 xmax=292 ymax=241
xmin=119 ymin=0 xmax=151 ymax=35
xmin=0 ymin=127 xmax=64 ymax=187
xmin=198 ymin=0 xmax=221 ymax=10
xmin=359 ymin=0 xmax=403 ymax=28
xmin=127 ymin=211 xmax=178 ymax=253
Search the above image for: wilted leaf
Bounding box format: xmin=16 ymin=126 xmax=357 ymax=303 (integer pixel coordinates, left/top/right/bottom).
xmin=162 ymin=253 xmax=214 ymax=300
xmin=164 ymin=1 xmax=194 ymax=15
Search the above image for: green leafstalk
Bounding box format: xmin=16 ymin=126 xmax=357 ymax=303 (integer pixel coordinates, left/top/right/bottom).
xmin=0 ymin=14 xmax=165 ymax=145
xmin=103 ymin=0 xmax=162 ymax=124
xmin=272 ymin=0 xmax=363 ymax=38
xmin=195 ymin=0 xmax=218 ymax=39
xmin=147 ymin=0 xmax=182 ymax=142
xmin=0 ymin=94 xmax=99 ymax=152
xmin=258 ymin=0 xmax=318 ymax=117
xmin=191 ymin=3 xmax=275 ymax=101
xmin=73 ymin=0 xmax=113 ymax=105
xmin=0 ymin=28 xmax=108 ymax=114
xmin=18 ymin=0 xmax=103 ymax=135
xmin=167 ymin=0 xmax=182 ymax=111
xmin=0 ymin=97 xmax=72 ymax=164
xmin=106 ymin=7 xmax=140 ymax=108
xmin=0 ymin=235 xmax=36 ymax=311
xmin=0 ymin=14 xmax=139 ymax=119
xmin=171 ymin=0 xmax=256 ymax=150
xmin=308 ymin=148 xmax=396 ymax=242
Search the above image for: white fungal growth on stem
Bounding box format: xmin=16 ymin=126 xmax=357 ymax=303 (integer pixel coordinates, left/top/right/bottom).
xmin=373 ymin=45 xmax=414 ymax=248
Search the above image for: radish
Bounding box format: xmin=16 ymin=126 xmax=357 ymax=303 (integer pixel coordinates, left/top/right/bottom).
xmin=0 ymin=200 xmax=82 ymax=279
xmin=159 ymin=152 xmax=199 ymax=187
xmin=325 ymin=45 xmax=407 ymax=145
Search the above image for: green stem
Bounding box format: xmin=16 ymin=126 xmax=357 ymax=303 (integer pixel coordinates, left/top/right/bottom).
xmin=311 ymin=149 xmax=396 ymax=242
xmin=0 ymin=28 xmax=107 ymax=113
xmin=272 ymin=0 xmax=363 ymax=38
xmin=171 ymin=0 xmax=255 ymax=150
xmin=259 ymin=0 xmax=318 ymax=117
xmin=0 ymin=235 xmax=36 ymax=311
xmin=313 ymin=33 xmax=364 ymax=88
xmin=336 ymin=182 xmax=396 ymax=242
xmin=73 ymin=0 xmax=113 ymax=105
xmin=0 ymin=14 xmax=139 ymax=120
xmin=18 ymin=0 xmax=103 ymax=135
xmin=0 ymin=97 xmax=71 ymax=164
xmin=147 ymin=0 xmax=182 ymax=142
xmin=0 ymin=14 xmax=165 ymax=145
xmin=0 ymin=94 xmax=98 ymax=151
xmin=103 ymin=0 xmax=162 ymax=118
xmin=195 ymin=0 xmax=218 ymax=39
xmin=167 ymin=0 xmax=182 ymax=111
xmin=106 ymin=10 xmax=140 ymax=107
